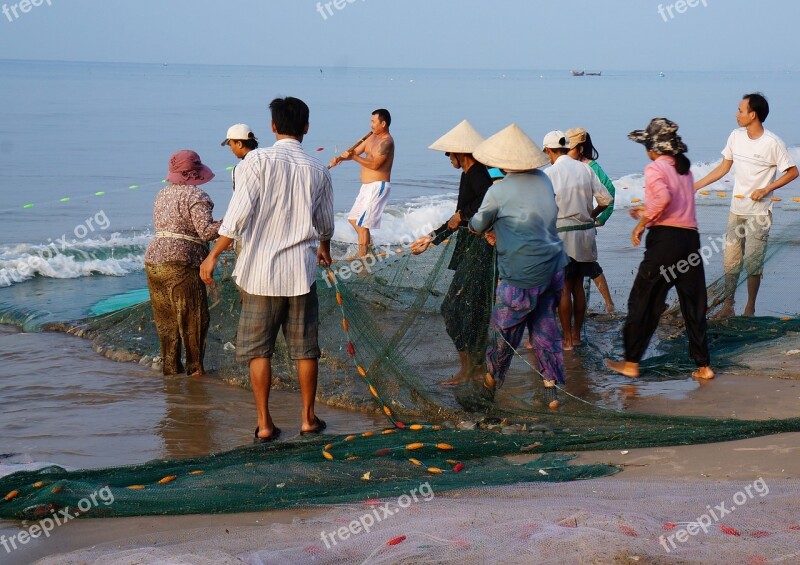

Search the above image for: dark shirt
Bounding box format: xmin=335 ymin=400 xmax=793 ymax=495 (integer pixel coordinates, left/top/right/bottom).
xmin=433 ymin=163 xmax=493 ymax=242
xmin=432 ymin=163 xmax=494 ymax=270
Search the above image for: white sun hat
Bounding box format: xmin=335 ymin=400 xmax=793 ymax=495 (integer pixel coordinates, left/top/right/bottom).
xmin=428 ymin=120 xmax=486 ymax=154
xmin=473 ymin=124 xmax=549 ymax=172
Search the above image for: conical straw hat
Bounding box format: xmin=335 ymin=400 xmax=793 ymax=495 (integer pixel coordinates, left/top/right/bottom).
xmin=428 ymin=120 xmax=486 ymax=154
xmin=473 ymin=124 xmax=549 ymax=171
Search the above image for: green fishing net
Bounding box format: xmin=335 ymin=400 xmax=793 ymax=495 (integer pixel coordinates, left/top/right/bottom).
xmin=2 ymin=229 xmax=799 ymax=520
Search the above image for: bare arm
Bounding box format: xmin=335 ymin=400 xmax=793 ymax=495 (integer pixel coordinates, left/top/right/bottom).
xmin=751 ymin=166 xmax=799 ymax=201
xmin=349 ymin=138 xmax=393 ymax=171
xmin=694 ymin=159 xmax=733 ymax=191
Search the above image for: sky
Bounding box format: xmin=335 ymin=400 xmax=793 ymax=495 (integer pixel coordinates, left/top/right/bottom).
xmin=0 ymin=0 xmax=797 ymax=71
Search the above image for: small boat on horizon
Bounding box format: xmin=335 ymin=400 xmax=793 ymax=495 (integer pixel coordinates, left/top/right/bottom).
xmin=571 ymin=70 xmax=602 ymax=77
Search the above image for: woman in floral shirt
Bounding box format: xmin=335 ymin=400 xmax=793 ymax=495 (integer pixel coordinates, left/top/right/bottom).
xmin=144 ymin=150 xmax=221 ymax=376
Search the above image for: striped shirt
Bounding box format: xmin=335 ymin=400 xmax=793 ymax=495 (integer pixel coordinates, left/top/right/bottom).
xmin=218 ymin=139 xmax=334 ymax=297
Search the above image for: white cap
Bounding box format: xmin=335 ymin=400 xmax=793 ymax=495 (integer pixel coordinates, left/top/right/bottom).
xmin=221 ymin=124 xmax=256 ymax=146
xmin=541 ymin=130 xmax=570 ymax=150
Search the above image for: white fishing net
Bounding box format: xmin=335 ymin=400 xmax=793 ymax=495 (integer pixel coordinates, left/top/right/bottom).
xmin=36 ymin=479 xmax=800 ymax=564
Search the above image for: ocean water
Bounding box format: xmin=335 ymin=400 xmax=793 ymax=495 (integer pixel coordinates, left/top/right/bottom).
xmin=1 ymin=61 xmax=799 ymax=473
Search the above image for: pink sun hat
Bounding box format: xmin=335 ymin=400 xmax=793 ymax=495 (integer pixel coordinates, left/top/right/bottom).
xmin=166 ymin=150 xmax=215 ymax=186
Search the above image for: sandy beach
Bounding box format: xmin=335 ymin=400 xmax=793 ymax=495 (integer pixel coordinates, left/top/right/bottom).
xmin=0 ymin=328 xmax=796 ymax=564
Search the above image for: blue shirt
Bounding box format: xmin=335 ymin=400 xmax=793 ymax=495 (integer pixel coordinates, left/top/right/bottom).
xmin=469 ymin=170 xmax=567 ymax=289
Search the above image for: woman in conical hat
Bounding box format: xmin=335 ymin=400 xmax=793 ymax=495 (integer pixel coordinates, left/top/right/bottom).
xmin=469 ymin=124 xmax=569 ymax=408
xmin=411 ymin=120 xmax=495 ymax=385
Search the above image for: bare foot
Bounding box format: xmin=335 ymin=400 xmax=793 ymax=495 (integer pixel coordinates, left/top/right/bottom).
xmin=605 ymin=304 xmax=616 ymax=314
xmin=563 ymin=338 xmax=574 ymax=352
xmin=604 ymin=359 xmax=640 ymax=378
xmin=571 ymin=333 xmax=581 ymax=347
xmin=742 ymin=305 xmax=756 ymax=317
xmin=692 ymin=366 xmax=715 ymax=380
xmin=441 ymin=372 xmax=468 ymax=386
xmin=714 ymin=303 xmax=736 ymax=319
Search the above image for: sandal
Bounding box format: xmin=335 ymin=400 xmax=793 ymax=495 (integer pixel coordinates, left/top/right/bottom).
xmin=300 ymin=417 xmax=328 ymax=436
xmin=253 ymin=426 xmax=281 ymax=444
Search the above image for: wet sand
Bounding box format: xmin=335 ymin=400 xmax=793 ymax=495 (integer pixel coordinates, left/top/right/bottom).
xmin=0 ymin=328 xmax=797 ymax=564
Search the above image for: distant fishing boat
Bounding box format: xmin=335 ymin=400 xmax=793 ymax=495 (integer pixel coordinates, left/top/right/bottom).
xmin=571 ymin=70 xmax=601 ymax=77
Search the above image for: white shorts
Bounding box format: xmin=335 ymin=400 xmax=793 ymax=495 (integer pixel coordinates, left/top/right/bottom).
xmin=348 ymin=181 xmax=391 ymax=230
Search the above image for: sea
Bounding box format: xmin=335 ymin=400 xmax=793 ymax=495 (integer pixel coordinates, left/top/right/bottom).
xmin=1 ymin=61 xmax=799 ymax=489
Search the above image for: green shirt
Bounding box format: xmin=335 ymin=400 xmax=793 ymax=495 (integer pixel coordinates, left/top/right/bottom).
xmin=589 ymin=160 xmax=616 ymax=226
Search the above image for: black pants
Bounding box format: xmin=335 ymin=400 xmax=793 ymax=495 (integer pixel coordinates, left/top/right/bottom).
xmin=624 ymin=226 xmax=710 ymax=367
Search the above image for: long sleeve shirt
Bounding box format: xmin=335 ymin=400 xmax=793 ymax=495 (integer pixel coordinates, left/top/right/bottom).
xmin=144 ymin=184 xmax=221 ymax=267
xmin=469 ymin=171 xmax=567 ymax=289
xmin=218 ymin=139 xmax=334 ymax=297
xmin=644 ymin=156 xmax=698 ymax=229
xmin=588 ymin=160 xmax=616 ymax=226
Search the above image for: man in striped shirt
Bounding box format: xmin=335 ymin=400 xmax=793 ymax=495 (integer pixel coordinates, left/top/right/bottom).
xmin=201 ymin=97 xmax=334 ymax=442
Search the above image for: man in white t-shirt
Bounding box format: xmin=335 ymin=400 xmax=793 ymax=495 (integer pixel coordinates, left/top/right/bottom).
xmin=542 ymin=131 xmax=612 ymax=350
xmin=695 ymin=93 xmax=798 ymax=317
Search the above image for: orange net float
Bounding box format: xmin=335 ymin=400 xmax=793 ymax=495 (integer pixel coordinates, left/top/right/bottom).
xmin=408 ymin=458 xmax=423 ymax=466
xmin=335 ymin=292 xmax=343 ymax=306
xmin=341 ymin=318 xmax=349 ymax=332
xmin=344 ymin=435 xmax=357 ymax=442
xmin=189 ymin=470 xmax=204 ymax=475
xmin=368 ymin=385 xmax=379 ymax=398
xmin=32 ymin=482 xmax=45 ymax=488
xmin=327 ymin=269 xmax=336 ymax=284
xmin=436 ymin=443 xmax=454 ymax=451
xmin=127 ymin=485 xmax=146 ymax=490
xmin=381 ymin=429 xmax=396 ymax=435
xmin=427 ymin=467 xmax=444 ymax=474
xmin=362 ymin=431 xmax=375 ymax=437
xmin=699 ymin=190 xmax=710 ymax=195
xmin=770 ymin=197 xmax=782 ymax=201
xmin=409 ymin=424 xmax=424 ymax=430
xmin=158 ymin=475 xmax=177 ymax=485
xmin=357 ymin=365 xmax=367 ymax=377
xmin=792 ymin=197 xmax=800 ymax=203
xmin=383 ymin=406 xmax=393 ymax=417
xmin=50 ymin=484 xmax=63 ymax=494
xmin=734 ymin=194 xmax=745 ymax=199
xmin=405 ymin=443 xmax=424 ymax=450
xmin=322 ymin=450 xmax=334 ymax=461
xmin=717 ymin=192 xmax=728 ymax=197
xmin=3 ymin=490 xmax=19 ymax=502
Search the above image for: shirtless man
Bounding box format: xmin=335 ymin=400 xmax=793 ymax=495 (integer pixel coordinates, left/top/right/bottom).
xmin=329 ymin=109 xmax=395 ymax=257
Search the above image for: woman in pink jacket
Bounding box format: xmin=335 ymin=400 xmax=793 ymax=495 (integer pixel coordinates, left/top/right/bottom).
xmin=605 ymin=118 xmax=714 ymax=380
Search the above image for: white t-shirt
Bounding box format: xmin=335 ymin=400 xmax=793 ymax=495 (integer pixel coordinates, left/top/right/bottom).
xmin=544 ymin=155 xmax=612 ymax=262
xmin=722 ymin=128 xmax=795 ymax=216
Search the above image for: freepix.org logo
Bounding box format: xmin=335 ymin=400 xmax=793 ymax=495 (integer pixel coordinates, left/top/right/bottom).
xmin=2 ymin=0 xmax=53 ymax=23
xmin=316 ymin=0 xmax=367 ymax=21
xmin=657 ymin=0 xmax=708 ymax=22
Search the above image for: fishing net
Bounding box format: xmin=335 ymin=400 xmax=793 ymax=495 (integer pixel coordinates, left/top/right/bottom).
xmin=2 ymin=228 xmax=799 ymax=520
xmin=34 ymin=481 xmax=800 ymax=565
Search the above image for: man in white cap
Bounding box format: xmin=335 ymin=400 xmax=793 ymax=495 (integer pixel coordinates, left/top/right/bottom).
xmin=469 ymin=124 xmax=569 ymax=407
xmin=542 ymin=131 xmax=612 ymax=351
xmin=410 ymin=120 xmax=495 ymax=385
xmin=221 ymin=123 xmax=259 ymax=192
